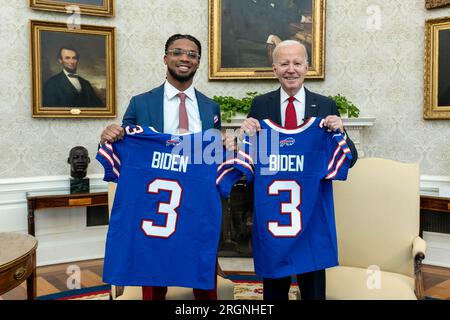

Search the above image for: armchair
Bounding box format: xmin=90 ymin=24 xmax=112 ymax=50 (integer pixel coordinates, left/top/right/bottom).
xmin=327 ymin=158 xmax=426 ymax=300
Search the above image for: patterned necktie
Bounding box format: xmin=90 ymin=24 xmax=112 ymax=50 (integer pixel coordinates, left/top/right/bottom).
xmin=284 ymin=96 xmax=297 ymax=129
xmin=178 ymin=92 xmax=189 ymax=131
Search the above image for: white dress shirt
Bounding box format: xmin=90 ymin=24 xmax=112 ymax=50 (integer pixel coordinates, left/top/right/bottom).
xmin=163 ymin=81 xmax=202 ymax=134
xmin=280 ymin=86 xmax=306 ymax=127
xmin=63 ymin=69 xmax=82 ymax=93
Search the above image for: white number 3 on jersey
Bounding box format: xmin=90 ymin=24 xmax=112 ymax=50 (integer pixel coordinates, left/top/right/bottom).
xmin=267 ymin=180 xmax=302 ymax=237
xmin=141 ymin=179 xmax=182 ymax=238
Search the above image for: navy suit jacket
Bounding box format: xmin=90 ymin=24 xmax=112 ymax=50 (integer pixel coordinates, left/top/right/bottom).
xmin=122 ymin=84 xmax=221 ymax=131
xmin=248 ymin=87 xmax=358 ymax=166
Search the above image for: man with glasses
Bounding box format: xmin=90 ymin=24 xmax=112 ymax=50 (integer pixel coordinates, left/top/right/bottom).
xmin=99 ymin=34 xmax=221 ymax=300
xmin=101 ymin=34 xmax=220 ymax=142
xmin=236 ymin=40 xmax=358 ymax=300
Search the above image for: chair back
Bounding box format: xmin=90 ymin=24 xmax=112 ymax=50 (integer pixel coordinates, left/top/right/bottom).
xmin=333 ymin=158 xmax=420 ymax=277
xmin=108 ymin=182 xmax=117 ymax=215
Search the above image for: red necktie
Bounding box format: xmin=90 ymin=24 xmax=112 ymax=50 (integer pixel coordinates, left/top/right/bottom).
xmin=284 ymin=96 xmax=297 ymax=129
xmin=178 ymin=92 xmax=189 ymax=131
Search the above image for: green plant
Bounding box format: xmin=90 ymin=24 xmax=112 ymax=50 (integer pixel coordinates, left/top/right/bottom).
xmin=213 ymin=91 xmax=260 ymax=123
xmin=328 ymin=94 xmax=360 ymax=118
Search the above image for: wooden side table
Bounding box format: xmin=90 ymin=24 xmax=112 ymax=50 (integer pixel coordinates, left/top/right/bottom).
xmin=0 ymin=232 xmax=38 ymax=300
xmin=26 ymin=191 xmax=108 ymax=236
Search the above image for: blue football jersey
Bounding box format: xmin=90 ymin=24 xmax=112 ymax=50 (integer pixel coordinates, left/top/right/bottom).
xmin=96 ymin=125 xmax=239 ymax=289
xmin=223 ymin=117 xmax=353 ymax=278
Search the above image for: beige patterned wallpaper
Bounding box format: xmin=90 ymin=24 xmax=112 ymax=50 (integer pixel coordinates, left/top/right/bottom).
xmin=0 ymin=0 xmax=448 ymax=179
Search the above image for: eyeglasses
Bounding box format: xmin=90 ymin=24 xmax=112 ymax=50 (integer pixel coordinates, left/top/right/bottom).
xmin=166 ymin=49 xmax=200 ymax=59
xmin=275 ymin=61 xmax=308 ymax=70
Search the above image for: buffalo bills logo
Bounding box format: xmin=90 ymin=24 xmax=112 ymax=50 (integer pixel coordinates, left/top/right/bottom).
xmin=166 ymin=137 xmax=181 ymax=146
xmin=280 ymin=137 xmax=295 ymax=147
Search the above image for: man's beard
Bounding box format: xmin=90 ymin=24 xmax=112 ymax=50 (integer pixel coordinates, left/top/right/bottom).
xmin=167 ymin=66 xmax=196 ymax=83
xmin=64 ymin=66 xmax=77 ymax=73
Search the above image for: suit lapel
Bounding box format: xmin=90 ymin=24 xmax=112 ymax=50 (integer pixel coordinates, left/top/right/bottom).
xmin=149 ymin=84 xmax=165 ymax=132
xmin=304 ymin=87 xmax=318 ymax=118
xmin=270 ymin=89 xmax=282 ymax=126
xmin=196 ymin=90 xmax=213 ymax=131
xmin=59 ymin=72 xmax=80 ymax=96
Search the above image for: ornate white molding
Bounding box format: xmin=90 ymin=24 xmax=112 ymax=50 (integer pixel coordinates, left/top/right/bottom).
xmin=0 ymin=174 xmax=107 ymax=206
xmin=420 ymin=175 xmax=450 ymax=197
xmin=342 ymin=117 xmax=376 ymax=158
xmin=342 ymin=117 xmax=376 ymax=127
xmin=221 ymin=113 xmax=247 ymax=128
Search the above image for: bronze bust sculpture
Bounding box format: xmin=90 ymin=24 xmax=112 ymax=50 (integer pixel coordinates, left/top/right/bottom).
xmin=68 ymin=146 xmax=90 ymax=193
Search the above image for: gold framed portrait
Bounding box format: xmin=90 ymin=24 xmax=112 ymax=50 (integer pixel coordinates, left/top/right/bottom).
xmin=30 ymin=0 xmax=114 ymax=17
xmin=425 ymin=0 xmax=450 ymax=9
xmin=208 ymin=0 xmax=326 ymax=80
xmin=424 ymin=16 xmax=450 ymax=119
xmin=30 ymin=20 xmax=116 ymax=118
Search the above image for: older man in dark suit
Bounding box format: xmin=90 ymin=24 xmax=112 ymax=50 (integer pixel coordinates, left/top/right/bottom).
xmin=43 ymin=46 xmax=103 ymax=108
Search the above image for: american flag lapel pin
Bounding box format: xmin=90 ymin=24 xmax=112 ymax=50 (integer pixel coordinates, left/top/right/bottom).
xmin=214 ymin=115 xmax=219 ymax=123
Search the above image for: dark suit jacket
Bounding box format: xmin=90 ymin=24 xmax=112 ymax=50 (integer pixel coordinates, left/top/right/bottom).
xmin=248 ymin=87 xmax=358 ymax=166
xmin=43 ymin=71 xmax=103 ymax=108
xmin=122 ymin=84 xmax=221 ymax=131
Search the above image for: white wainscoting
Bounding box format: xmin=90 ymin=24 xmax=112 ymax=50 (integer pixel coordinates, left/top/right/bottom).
xmin=423 ymin=232 xmax=450 ymax=268
xmin=0 ymin=174 xmax=449 ymax=268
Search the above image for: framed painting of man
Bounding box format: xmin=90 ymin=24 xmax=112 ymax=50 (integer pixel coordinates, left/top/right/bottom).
xmin=208 ymin=0 xmax=326 ymax=80
xmin=425 ymin=0 xmax=450 ymax=9
xmin=30 ymin=20 xmax=116 ymax=118
xmin=424 ymin=16 xmax=450 ymax=119
xmin=30 ymin=0 xmax=114 ymax=17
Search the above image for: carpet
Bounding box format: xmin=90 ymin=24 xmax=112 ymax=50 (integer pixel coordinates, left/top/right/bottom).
xmin=227 ymin=274 xmax=440 ymax=300
xmin=37 ymin=284 xmax=111 ymax=300
xmin=227 ymin=273 xmax=300 ymax=300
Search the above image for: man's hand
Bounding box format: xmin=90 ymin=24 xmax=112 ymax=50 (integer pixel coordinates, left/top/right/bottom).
xmin=222 ymin=118 xmax=261 ymax=152
xmin=240 ymin=117 xmax=261 ymax=136
xmin=320 ymin=115 xmax=344 ymax=133
xmin=224 ymin=130 xmax=237 ymax=151
xmin=100 ymin=124 xmax=125 ymax=144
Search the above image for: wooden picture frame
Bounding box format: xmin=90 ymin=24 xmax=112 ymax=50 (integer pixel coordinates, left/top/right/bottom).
xmin=424 ymin=17 xmax=450 ymax=119
xmin=208 ymin=0 xmax=326 ymax=80
xmin=30 ymin=0 xmax=114 ymax=17
xmin=30 ymin=20 xmax=116 ymax=118
xmin=425 ymin=0 xmax=450 ymax=9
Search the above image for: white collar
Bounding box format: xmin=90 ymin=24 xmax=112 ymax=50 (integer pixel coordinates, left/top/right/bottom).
xmin=164 ymin=80 xmax=196 ymax=101
xmin=280 ymin=85 xmax=305 ymax=104
xmin=63 ymin=69 xmax=78 ymax=77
